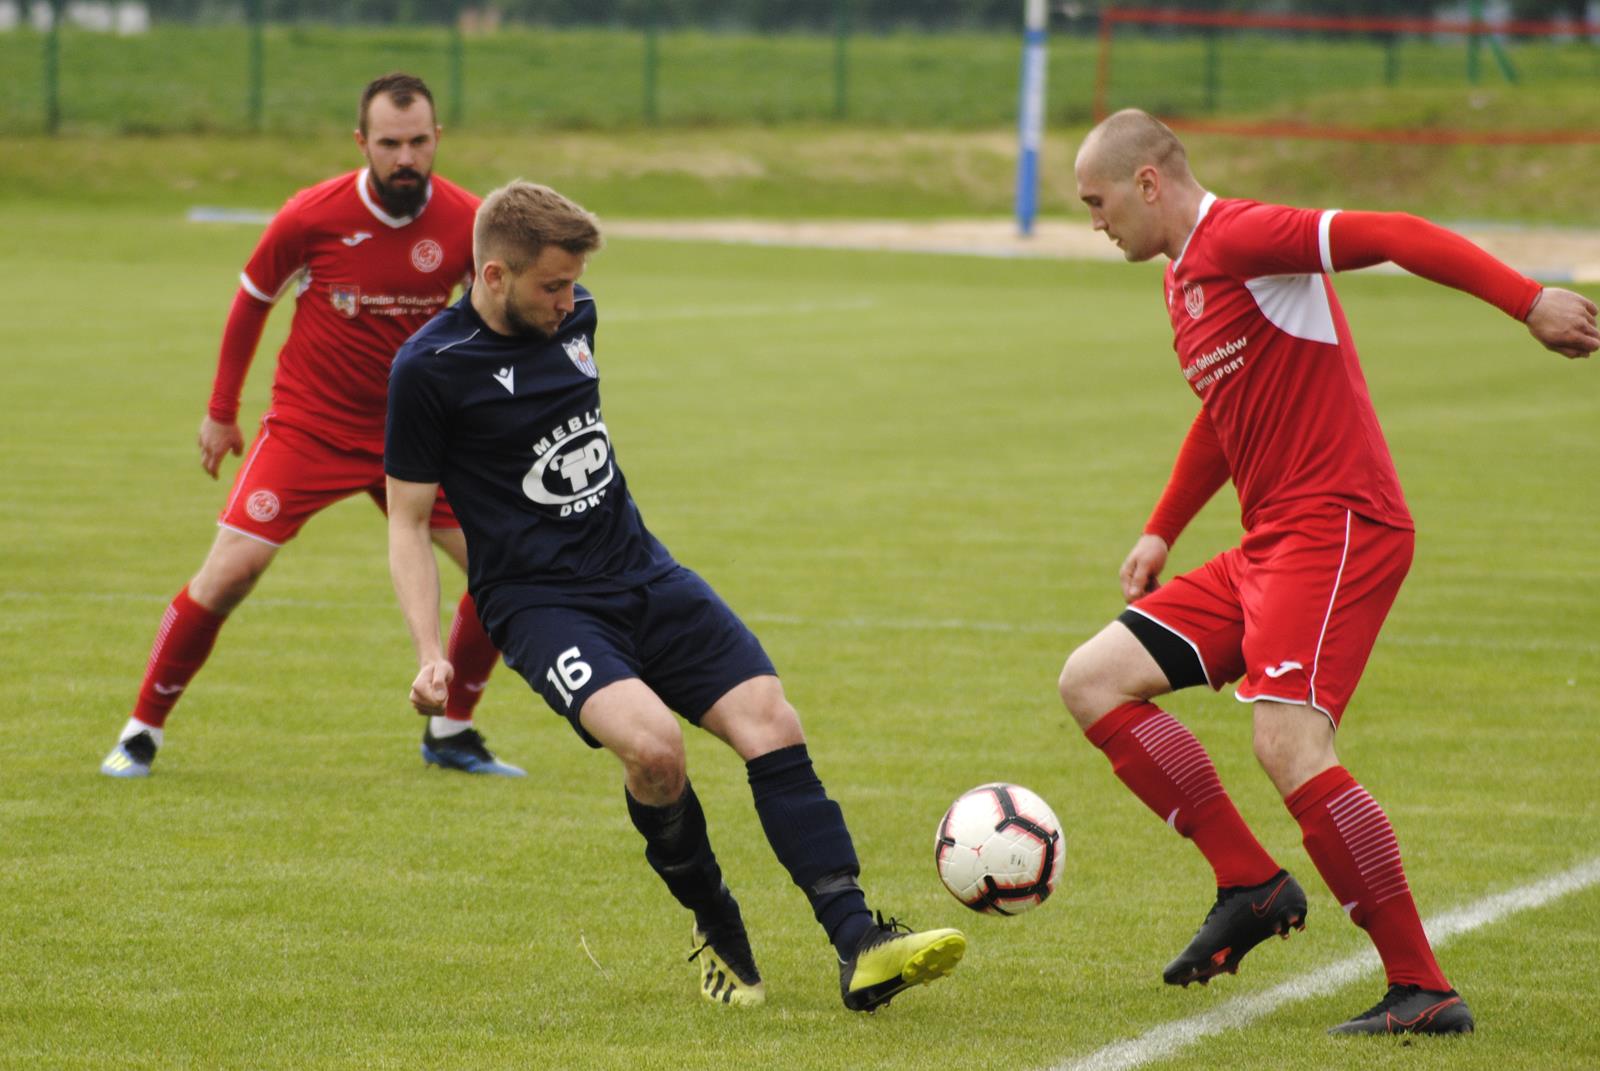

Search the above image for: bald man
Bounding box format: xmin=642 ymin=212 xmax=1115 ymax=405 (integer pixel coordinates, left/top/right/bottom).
xmin=1058 ymin=108 xmax=1597 ymax=1036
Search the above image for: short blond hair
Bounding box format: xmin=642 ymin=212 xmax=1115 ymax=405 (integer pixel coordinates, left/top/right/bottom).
xmin=1078 ymin=108 xmax=1192 ymax=183
xmin=474 ymin=181 xmax=603 ymax=272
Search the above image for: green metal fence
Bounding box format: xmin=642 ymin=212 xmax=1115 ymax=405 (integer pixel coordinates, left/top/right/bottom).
xmin=2 ymin=16 xmax=1080 ymax=134
xmin=3 ymin=3 xmax=1596 ymax=136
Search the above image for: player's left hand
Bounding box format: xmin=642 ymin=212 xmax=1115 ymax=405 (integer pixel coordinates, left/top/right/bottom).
xmin=1525 ymin=287 xmax=1600 ymax=359
xmin=409 ymin=659 xmax=454 ymax=716
xmin=1119 ymin=534 xmax=1170 ymax=604
xmin=198 ymin=416 xmax=245 ymax=478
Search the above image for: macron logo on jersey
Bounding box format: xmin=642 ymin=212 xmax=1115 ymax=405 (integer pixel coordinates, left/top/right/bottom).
xmin=493 ymin=367 xmax=515 ymax=395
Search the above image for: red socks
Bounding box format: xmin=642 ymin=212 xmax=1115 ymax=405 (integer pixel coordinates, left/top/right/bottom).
xmin=1288 ymin=766 xmax=1450 ymax=990
xmin=1089 ymin=703 xmax=1451 ymax=991
xmin=1087 ymin=701 xmax=1281 ymax=888
xmin=131 ymin=586 xmax=226 ymax=728
xmin=443 ymin=591 xmax=499 ymax=721
xmin=131 ymin=588 xmax=497 ymax=728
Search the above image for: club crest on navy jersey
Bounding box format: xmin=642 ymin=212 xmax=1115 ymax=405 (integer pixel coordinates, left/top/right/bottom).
xmin=563 ymin=334 xmax=598 ymax=378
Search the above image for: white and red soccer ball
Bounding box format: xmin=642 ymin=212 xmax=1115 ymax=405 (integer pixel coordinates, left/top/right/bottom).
xmin=935 ymin=782 xmax=1064 ymax=915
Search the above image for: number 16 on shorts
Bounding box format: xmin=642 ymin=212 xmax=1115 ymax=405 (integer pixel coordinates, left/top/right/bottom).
xmin=546 ymin=647 xmax=593 ymax=708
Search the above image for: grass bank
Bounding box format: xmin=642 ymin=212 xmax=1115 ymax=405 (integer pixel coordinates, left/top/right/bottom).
xmin=3 ymin=121 xmax=1598 ymax=225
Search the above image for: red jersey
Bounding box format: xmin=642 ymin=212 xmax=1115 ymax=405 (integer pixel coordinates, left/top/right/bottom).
xmin=231 ymin=169 xmax=479 ymax=454
xmin=1165 ymin=195 xmax=1412 ymax=533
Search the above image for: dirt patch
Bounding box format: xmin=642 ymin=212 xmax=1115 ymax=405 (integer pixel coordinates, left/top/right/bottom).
xmin=608 ymin=218 xmax=1600 ymax=283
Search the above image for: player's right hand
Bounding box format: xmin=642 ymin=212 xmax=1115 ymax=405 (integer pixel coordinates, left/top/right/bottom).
xmin=409 ymin=659 xmax=454 ymax=717
xmin=198 ymin=416 xmax=244 ymax=479
xmin=1119 ymin=534 xmax=1170 ymax=604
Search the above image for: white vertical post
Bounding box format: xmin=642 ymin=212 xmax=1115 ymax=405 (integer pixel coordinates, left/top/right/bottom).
xmin=1015 ymin=0 xmax=1049 ymax=237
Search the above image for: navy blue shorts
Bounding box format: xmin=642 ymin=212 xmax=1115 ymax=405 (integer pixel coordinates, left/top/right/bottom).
xmin=490 ymin=565 xmax=777 ymax=748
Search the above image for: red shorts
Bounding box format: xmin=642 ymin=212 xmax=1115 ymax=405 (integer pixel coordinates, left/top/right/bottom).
xmin=1127 ymin=506 xmax=1413 ymax=725
xmin=219 ymin=416 xmax=457 ymax=546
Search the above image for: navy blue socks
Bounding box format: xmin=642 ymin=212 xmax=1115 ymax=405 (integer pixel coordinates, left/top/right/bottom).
xmin=625 ymin=781 xmax=737 ymax=930
xmin=746 ymin=743 xmax=874 ymax=956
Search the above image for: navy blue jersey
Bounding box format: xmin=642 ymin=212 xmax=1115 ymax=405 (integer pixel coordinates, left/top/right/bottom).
xmin=385 ymin=286 xmax=676 ymax=629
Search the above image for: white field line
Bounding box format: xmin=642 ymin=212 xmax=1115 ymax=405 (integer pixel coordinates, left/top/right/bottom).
xmin=0 ymin=590 xmax=1077 ymax=635
xmin=1045 ymin=855 xmax=1600 ymax=1071
xmin=5 ymin=591 xmax=1597 ymax=655
xmin=187 ymin=208 xmax=1600 ymax=282
xmin=602 ymin=297 xmax=877 ymax=321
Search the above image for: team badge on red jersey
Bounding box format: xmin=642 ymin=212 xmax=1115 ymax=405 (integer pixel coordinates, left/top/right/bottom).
xmin=411 ymin=239 xmax=444 ymax=273
xmin=330 ymin=285 xmax=360 ymax=319
xmin=246 ymin=490 xmax=281 ymax=522
xmin=1183 ymin=281 xmax=1205 ymax=320
xmin=563 ymin=335 xmax=598 ymax=378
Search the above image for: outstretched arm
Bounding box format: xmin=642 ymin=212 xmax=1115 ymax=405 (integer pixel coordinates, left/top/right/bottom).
xmin=1121 ymin=409 xmax=1229 ymax=603
xmin=1328 ymin=211 xmax=1598 ymax=359
xmin=387 ymin=475 xmax=453 ymax=716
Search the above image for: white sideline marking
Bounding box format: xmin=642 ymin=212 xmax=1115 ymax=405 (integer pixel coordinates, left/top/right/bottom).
xmin=1045 ymin=856 xmax=1600 ymax=1071
xmin=4 ymin=591 xmax=1597 ymax=654
xmin=187 ymin=206 xmax=273 ymax=225
xmin=748 ymin=610 xmax=1079 ymax=637
xmin=183 ymin=208 xmax=881 ymax=321
xmin=604 ymin=297 xmax=877 ymax=322
xmin=187 ymin=208 xmax=1599 ymax=281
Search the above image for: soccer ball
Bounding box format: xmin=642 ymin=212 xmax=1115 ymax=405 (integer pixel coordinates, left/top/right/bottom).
xmin=935 ymin=782 xmax=1064 ymax=916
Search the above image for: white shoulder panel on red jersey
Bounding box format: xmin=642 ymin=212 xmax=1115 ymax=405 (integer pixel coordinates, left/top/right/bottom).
xmin=1243 ymin=273 xmax=1338 ymax=344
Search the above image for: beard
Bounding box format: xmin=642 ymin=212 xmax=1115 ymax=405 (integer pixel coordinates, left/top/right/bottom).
xmin=370 ymin=166 xmax=429 ymax=218
xmin=503 ymin=289 xmax=559 ymax=340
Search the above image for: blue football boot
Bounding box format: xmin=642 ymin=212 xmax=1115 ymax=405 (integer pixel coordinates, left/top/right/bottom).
xmin=421 ymin=727 xmax=525 ymax=776
xmin=101 ymin=731 xmax=157 ymax=778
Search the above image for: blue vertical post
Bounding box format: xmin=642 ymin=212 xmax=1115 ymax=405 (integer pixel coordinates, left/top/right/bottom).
xmin=1015 ymin=0 xmax=1049 ymax=238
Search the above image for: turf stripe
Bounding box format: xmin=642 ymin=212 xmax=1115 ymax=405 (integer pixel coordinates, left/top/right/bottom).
xmin=5 ymin=592 xmax=1598 ymax=654
xmin=1045 ymin=855 xmax=1600 ymax=1071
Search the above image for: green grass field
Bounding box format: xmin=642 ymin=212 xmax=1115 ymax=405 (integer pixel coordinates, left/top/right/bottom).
xmin=2 ymin=173 xmax=1598 ymax=1070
